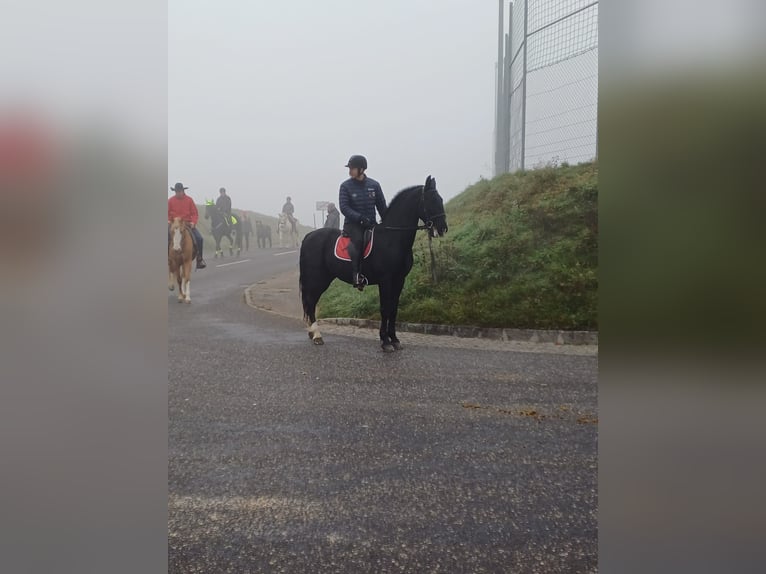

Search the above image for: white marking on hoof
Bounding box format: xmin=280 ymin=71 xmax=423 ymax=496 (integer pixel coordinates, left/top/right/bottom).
xmin=308 ymin=322 xmax=323 ymax=344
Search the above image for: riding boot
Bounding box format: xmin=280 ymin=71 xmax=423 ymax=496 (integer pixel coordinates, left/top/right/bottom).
xmin=194 ymin=234 xmax=207 ymax=269
xmin=352 ymin=271 xmax=361 ymax=288
xmin=352 ymin=266 xmax=365 ymax=291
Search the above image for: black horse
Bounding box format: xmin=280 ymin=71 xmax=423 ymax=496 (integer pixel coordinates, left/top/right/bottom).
xmin=299 ymin=176 xmax=448 ymax=351
xmin=204 ymin=203 xmax=241 ymax=258
xmin=255 ymin=220 xmax=272 ymax=249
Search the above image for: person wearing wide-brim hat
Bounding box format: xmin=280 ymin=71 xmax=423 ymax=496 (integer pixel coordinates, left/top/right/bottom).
xmin=168 ymin=182 xmax=206 ymax=269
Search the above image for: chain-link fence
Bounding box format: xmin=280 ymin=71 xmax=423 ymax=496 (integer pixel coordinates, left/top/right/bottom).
xmin=496 ymin=0 xmax=598 ymax=173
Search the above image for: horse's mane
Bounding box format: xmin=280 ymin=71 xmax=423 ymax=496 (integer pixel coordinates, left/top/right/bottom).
xmin=383 ymin=185 xmax=422 ymax=222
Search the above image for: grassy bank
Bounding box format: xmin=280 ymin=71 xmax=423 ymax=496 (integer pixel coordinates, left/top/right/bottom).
xmin=317 ymin=162 xmax=597 ymax=330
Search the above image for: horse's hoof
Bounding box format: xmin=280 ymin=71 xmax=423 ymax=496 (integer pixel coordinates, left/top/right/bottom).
xmin=313 ymin=337 xmax=324 ymax=345
xmin=308 ymin=331 xmax=314 ymax=339
xmin=382 ymin=343 xmax=395 ymax=353
xmin=168 ymin=285 xmax=174 ymax=291
xmin=177 ymin=298 xmax=184 ymax=303
xmin=392 ymin=341 xmax=404 ymax=351
xmin=184 ymin=299 xmax=191 ymax=304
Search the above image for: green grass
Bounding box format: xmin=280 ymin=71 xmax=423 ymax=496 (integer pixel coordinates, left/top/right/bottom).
xmin=317 ymin=161 xmax=598 ymax=330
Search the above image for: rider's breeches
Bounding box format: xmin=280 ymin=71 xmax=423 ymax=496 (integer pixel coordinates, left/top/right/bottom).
xmin=191 ymin=228 xmax=203 ymax=257
xmin=343 ymin=222 xmax=365 ymax=273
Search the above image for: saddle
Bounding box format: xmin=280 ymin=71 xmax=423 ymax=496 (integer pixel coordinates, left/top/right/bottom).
xmin=334 ymin=228 xmax=374 ymax=261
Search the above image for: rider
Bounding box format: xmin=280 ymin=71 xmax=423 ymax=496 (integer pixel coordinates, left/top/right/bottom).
xmin=282 ymin=196 xmax=297 ymax=233
xmin=168 ymin=182 xmax=206 ymax=269
xmin=323 ymin=202 xmax=340 ymax=229
xmin=216 ymin=187 xmax=232 ymax=226
xmin=338 ymin=154 xmax=386 ymax=289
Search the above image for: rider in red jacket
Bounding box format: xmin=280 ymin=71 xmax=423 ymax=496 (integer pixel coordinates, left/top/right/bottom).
xmin=168 ymin=182 xmax=206 ymax=269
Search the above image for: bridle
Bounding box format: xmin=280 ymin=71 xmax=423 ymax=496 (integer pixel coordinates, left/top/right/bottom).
xmin=382 ymin=185 xmax=445 ymax=231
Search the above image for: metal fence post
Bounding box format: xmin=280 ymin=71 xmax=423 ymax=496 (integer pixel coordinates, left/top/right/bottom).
xmin=521 ymin=0 xmax=528 ymax=170
xmin=494 ymin=0 xmax=505 ymax=176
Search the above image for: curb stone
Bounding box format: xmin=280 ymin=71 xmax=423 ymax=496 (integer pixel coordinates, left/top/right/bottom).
xmin=244 ymin=283 xmax=597 ymax=347
xmin=321 ymin=317 xmax=597 ymax=346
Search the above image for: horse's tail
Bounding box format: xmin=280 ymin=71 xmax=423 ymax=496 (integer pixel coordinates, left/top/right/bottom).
xmin=298 ymin=240 xmax=309 ymax=323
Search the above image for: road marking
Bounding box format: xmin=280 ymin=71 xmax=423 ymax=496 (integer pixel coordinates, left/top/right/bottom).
xmin=216 ymin=259 xmax=251 ymax=268
xmin=273 ymin=250 xmax=298 ymax=256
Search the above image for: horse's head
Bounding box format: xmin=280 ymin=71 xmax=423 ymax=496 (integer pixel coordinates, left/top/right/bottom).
xmin=421 ymin=176 xmax=448 ymax=237
xmin=204 ymin=200 xmax=215 ymax=219
xmin=169 ymin=217 xmax=184 ymax=252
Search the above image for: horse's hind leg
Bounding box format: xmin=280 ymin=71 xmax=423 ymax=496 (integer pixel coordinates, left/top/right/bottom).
xmin=387 ymin=274 xmax=407 ymax=350
xmin=305 ymin=290 xmax=323 ymax=345
xmin=378 ymin=278 xmax=395 ymax=352
xmin=303 ymin=276 xmax=333 ymax=346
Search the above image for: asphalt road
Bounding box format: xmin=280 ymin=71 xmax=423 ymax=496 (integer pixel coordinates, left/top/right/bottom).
xmin=169 ymin=246 xmax=598 ymax=573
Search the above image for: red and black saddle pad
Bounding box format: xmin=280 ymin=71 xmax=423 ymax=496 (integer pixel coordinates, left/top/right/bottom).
xmin=334 ymin=229 xmax=374 ymax=261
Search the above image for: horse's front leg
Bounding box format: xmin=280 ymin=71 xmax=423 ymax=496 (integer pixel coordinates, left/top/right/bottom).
xmin=182 ymin=262 xmax=192 ymax=303
xmin=378 ymin=278 xmax=394 ymax=353
xmin=176 ymin=270 xmax=184 ymax=302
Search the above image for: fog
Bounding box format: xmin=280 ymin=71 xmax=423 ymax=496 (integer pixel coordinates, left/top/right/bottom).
xmin=169 ymin=0 xmax=498 ymax=225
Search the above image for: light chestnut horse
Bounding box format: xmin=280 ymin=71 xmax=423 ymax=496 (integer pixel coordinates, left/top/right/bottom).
xmin=277 ymin=212 xmax=300 ymax=248
xmin=168 ymin=217 xmax=194 ymax=303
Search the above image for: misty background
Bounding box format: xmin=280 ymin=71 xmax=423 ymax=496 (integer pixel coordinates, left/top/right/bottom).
xmin=168 ymin=0 xmax=499 ymax=226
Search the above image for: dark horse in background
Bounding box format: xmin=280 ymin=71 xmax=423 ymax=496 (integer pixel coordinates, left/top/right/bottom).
xmin=299 ymin=176 xmax=448 ymax=351
xmin=255 ymin=220 xmax=272 ymax=249
xmin=204 ymin=202 xmax=241 ymax=258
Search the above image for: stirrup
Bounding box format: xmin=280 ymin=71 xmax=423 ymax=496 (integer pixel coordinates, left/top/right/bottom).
xmin=353 ymin=273 xmax=367 ymax=290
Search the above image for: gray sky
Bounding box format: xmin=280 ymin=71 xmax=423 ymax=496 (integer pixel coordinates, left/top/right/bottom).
xmin=169 ymin=0 xmax=498 ymax=225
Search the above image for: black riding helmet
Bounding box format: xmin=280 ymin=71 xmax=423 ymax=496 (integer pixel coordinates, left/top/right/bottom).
xmin=345 ymin=155 xmax=367 ymax=170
